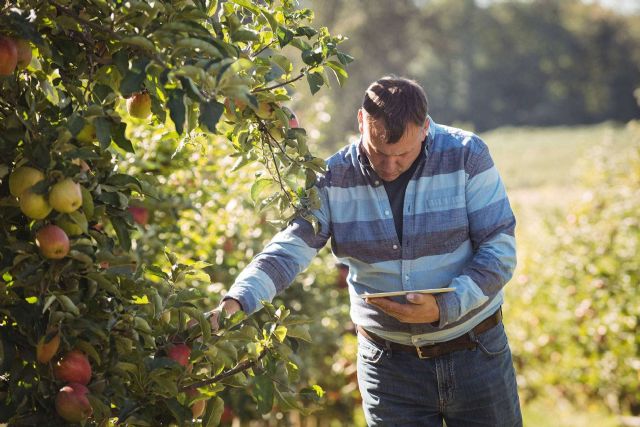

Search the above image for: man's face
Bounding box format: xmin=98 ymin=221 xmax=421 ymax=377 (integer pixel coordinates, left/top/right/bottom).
xmin=358 ymin=109 xmax=428 ymax=182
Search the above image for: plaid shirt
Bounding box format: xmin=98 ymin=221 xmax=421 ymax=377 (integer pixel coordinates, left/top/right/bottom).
xmin=226 ymin=117 xmax=516 ymax=345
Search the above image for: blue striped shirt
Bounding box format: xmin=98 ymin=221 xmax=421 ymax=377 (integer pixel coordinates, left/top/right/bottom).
xmin=226 ymin=117 xmax=516 ymax=346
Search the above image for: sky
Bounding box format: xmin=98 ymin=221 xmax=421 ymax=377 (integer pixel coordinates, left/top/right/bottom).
xmin=471 ymin=0 xmax=640 ymax=14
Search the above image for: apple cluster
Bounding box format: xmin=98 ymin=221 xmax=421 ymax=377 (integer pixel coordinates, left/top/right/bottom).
xmin=0 ymin=35 xmax=32 ymax=75
xmin=9 ymin=166 xmax=84 ymax=260
xmin=35 ymin=333 xmax=94 ymax=422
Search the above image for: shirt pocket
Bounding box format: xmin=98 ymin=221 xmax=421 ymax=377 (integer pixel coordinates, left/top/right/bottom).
xmin=424 ymin=195 xmax=469 ymax=251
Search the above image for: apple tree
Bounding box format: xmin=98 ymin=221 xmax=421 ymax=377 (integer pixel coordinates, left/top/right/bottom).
xmin=0 ymin=0 xmax=351 ymax=425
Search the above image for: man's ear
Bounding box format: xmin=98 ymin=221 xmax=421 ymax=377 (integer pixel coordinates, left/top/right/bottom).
xmin=357 ymin=108 xmax=364 ymax=134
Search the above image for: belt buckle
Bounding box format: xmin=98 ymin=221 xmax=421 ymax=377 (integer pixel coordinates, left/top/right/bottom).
xmin=415 ymin=346 xmax=431 ymax=359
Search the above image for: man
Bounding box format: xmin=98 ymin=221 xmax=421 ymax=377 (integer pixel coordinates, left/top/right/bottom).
xmin=210 ymin=77 xmax=522 ymax=426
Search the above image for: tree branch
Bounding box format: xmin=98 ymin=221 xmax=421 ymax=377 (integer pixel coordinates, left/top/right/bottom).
xmin=252 ymin=73 xmax=305 ymax=93
xmin=181 ymin=349 xmax=269 ymax=390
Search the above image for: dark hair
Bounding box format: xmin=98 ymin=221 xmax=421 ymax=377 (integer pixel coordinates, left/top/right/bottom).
xmin=362 ymin=76 xmax=428 ymax=144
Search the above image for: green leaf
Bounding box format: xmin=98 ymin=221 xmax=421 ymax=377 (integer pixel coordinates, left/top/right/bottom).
xmin=273 ymin=325 xmax=287 ymax=342
xmin=94 ymin=117 xmax=112 ymax=150
xmin=337 ymin=51 xmax=354 ymax=65
xmin=231 ymin=28 xmax=260 ymax=42
xmin=287 ymin=325 xmax=312 ymax=342
xmin=68 ymin=210 xmax=89 ymax=234
xmin=80 ymin=187 xmax=94 ymax=219
xmin=231 ymin=0 xmax=261 ymax=14
xmin=202 ymin=396 xmax=224 ymax=427
xmin=106 ymin=174 xmax=143 ymax=193
xmin=250 ymin=178 xmax=276 ymax=203
xmin=168 ymin=90 xmax=186 ymax=135
xmin=306 ymin=71 xmax=324 ymax=95
xmin=301 ymin=48 xmax=323 ymax=66
xmin=296 ymin=26 xmax=318 ymax=38
xmin=326 ymin=60 xmax=348 ymax=86
xmin=300 ymin=384 xmax=325 ymax=403
xmin=198 ymin=100 xmax=224 ymax=133
xmin=76 ymin=340 xmax=102 ymax=365
xmin=121 ymin=36 xmax=156 ymax=52
xmin=262 ymin=10 xmax=278 ymax=33
xmin=112 ymin=122 xmax=135 ymax=153
xmin=276 ymin=26 xmax=294 ymax=47
xmin=119 ymin=58 xmax=150 ymax=97
xmin=270 ymin=54 xmax=292 ymax=74
xmin=110 ymin=216 xmax=132 ymax=251
xmin=56 ymin=295 xmax=80 ymax=316
xmin=254 ymin=375 xmax=274 ymax=414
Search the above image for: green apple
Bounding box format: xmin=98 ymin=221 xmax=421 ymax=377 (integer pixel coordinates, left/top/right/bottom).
xmin=254 ymin=102 xmax=274 ymax=119
xmin=15 ymin=39 xmax=32 ymax=69
xmin=19 ymin=189 xmax=52 ymax=219
xmin=126 ymin=92 xmax=152 ymax=119
xmin=9 ymin=166 xmax=45 ymax=197
xmin=75 ymin=123 xmax=96 ymax=144
xmin=49 ymin=178 xmax=83 ymax=213
xmin=56 ymin=216 xmax=83 ymax=236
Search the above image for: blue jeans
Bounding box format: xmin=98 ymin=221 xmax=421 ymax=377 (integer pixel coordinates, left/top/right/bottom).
xmin=357 ymin=322 xmax=522 ymax=426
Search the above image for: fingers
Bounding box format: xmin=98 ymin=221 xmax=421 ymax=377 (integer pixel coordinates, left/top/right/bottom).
xmin=205 ymin=309 xmax=221 ymax=332
xmin=366 ymin=297 xmax=411 ymax=321
xmin=365 ymin=294 xmax=439 ymax=323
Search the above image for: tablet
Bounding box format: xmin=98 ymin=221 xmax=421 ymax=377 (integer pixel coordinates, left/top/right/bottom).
xmin=359 ymin=287 xmax=455 ymax=299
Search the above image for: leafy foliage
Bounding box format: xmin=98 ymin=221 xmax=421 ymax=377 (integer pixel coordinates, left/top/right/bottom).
xmin=508 ymin=121 xmax=640 ymax=416
xmin=0 ymin=0 xmax=350 ymax=425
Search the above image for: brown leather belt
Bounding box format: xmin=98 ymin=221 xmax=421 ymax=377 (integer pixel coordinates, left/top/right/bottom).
xmin=356 ymin=308 xmax=502 ymax=359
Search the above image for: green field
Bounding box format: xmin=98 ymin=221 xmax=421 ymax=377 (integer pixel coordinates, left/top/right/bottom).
xmin=480 ymin=122 xmax=635 ymax=427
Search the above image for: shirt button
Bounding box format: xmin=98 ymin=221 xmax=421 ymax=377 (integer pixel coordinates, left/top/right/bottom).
xmin=374 ymin=180 xmax=380 ymax=185
xmin=393 ymin=244 xmax=398 ymax=250
xmin=384 ymin=210 xmax=390 ymax=216
xmin=405 ymin=274 xmax=409 ymax=280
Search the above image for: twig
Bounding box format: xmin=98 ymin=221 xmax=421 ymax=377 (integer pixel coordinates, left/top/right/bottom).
xmin=266 ymin=140 xmax=293 ymax=205
xmin=252 ymin=73 xmax=305 ymax=93
xmin=181 ymin=349 xmax=269 ymax=390
xmin=250 ymin=40 xmax=276 ymax=60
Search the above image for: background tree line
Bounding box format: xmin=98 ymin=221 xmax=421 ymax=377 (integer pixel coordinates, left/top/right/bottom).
xmin=299 ymin=0 xmax=640 ymax=150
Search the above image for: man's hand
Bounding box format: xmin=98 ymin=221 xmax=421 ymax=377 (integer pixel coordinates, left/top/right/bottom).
xmin=206 ymin=298 xmax=242 ymax=332
xmin=365 ymin=293 xmax=440 ymax=324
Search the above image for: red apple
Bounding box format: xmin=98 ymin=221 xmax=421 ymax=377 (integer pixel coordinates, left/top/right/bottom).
xmin=126 ymin=92 xmax=152 ymax=119
xmin=0 ymin=36 xmax=17 ymax=76
xmin=49 ymin=178 xmax=83 ymax=213
xmin=54 ymin=350 xmax=92 ymax=385
xmin=186 ymin=388 xmax=206 ymax=419
xmin=289 ymin=113 xmax=299 ymax=128
xmin=36 ymin=225 xmax=70 ymax=259
xmin=9 ymin=166 xmax=45 ymax=197
xmin=128 ymin=206 xmax=149 ymax=226
xmin=221 ymin=405 xmax=234 ymax=423
xmin=15 ymin=39 xmax=32 ymax=69
xmin=19 ymin=188 xmax=52 ymax=219
xmin=55 ymin=383 xmax=93 ymax=423
xmin=36 ymin=332 xmax=61 ymax=364
xmin=222 ymin=238 xmax=234 ymax=253
xmin=167 ymin=343 xmax=191 ymax=367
